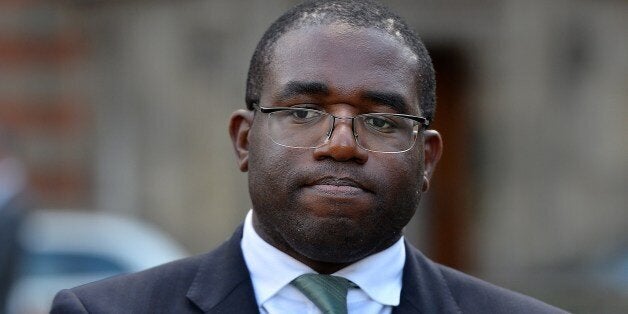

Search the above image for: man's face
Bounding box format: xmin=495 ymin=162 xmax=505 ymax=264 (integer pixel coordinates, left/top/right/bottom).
xmin=230 ymin=24 xmax=441 ymax=269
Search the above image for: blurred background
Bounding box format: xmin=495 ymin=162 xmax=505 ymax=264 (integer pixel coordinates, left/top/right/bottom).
xmin=0 ymin=0 xmax=626 ymax=312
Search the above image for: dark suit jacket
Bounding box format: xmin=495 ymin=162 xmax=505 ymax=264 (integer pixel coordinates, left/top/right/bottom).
xmin=50 ymin=226 xmax=565 ymax=313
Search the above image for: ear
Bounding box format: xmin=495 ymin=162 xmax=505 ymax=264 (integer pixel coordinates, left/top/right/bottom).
xmin=421 ymin=129 xmax=443 ymax=191
xmin=229 ymin=109 xmax=254 ymax=172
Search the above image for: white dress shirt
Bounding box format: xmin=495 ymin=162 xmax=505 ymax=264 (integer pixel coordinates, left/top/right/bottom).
xmin=241 ymin=210 xmax=405 ymax=314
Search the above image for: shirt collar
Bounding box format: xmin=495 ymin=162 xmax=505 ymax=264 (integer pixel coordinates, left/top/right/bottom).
xmin=241 ymin=210 xmax=314 ymax=305
xmin=334 ymin=236 xmax=405 ymax=305
xmin=240 ymin=209 xmax=405 ymax=307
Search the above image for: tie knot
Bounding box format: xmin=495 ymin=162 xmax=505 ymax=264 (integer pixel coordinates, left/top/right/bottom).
xmin=291 ymin=274 xmax=354 ymax=314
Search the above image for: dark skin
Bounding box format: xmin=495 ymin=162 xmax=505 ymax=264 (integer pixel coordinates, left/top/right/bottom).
xmin=230 ymin=23 xmax=442 ymax=274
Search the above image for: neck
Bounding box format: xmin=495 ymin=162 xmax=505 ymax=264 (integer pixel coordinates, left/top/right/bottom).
xmin=298 ymin=258 xmax=351 ymax=275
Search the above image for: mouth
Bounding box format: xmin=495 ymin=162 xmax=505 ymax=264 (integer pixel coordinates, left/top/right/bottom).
xmin=299 ymin=175 xmax=376 ymax=218
xmin=304 ymin=176 xmax=372 ymax=195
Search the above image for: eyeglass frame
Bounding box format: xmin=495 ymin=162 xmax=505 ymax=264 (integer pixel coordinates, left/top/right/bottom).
xmin=252 ymin=103 xmax=431 ymax=153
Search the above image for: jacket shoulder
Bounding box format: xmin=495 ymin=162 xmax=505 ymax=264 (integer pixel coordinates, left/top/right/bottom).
xmin=50 ymin=253 xmax=206 ymax=314
xmin=51 ymin=224 xmax=256 ymax=314
xmin=436 ymin=264 xmax=567 ymax=314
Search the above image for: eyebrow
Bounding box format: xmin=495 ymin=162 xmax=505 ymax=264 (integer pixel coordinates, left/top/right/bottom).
xmin=277 ymin=81 xmax=329 ymax=100
xmin=361 ymin=90 xmax=410 ymax=113
xmin=276 ymin=81 xmax=410 ymax=113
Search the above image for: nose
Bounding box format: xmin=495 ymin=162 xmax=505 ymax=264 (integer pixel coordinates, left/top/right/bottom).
xmin=312 ymin=116 xmax=368 ymax=163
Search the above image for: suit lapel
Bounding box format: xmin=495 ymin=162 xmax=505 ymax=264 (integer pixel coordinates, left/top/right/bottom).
xmin=393 ymin=241 xmax=461 ymax=313
xmin=186 ymin=225 xmax=259 ymax=313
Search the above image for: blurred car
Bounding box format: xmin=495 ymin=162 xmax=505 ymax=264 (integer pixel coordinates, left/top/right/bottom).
xmin=5 ymin=209 xmax=188 ymax=314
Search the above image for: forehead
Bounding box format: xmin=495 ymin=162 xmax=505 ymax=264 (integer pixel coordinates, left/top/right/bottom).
xmin=264 ymin=23 xmax=420 ymax=113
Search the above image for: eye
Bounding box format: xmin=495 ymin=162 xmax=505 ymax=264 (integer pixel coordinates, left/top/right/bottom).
xmin=290 ymin=108 xmax=322 ymax=121
xmin=364 ymin=115 xmax=396 ymax=131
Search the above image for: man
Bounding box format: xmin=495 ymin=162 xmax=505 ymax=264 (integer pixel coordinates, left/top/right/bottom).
xmin=51 ymin=0 xmax=565 ymax=313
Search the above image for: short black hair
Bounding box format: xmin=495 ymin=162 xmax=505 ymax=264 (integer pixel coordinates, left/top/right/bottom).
xmin=245 ymin=0 xmax=436 ymax=122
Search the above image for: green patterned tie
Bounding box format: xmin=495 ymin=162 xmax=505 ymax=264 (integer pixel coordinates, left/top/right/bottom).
xmin=291 ymin=273 xmax=354 ymax=314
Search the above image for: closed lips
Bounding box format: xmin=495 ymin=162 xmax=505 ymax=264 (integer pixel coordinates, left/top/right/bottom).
xmin=307 ymin=177 xmax=370 ymax=192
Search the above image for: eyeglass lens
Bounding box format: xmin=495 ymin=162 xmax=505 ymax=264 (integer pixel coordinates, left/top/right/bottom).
xmin=266 ymin=109 xmax=419 ymax=153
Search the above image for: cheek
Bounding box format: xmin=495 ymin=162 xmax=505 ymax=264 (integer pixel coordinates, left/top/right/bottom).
xmin=373 ymin=151 xmax=423 ymax=221
xmin=379 ymin=150 xmax=422 ymax=187
xmin=248 ymin=121 xmax=279 ymax=168
xmin=249 ymin=117 xmax=294 ymax=165
xmin=247 ymin=131 xmax=300 ymax=195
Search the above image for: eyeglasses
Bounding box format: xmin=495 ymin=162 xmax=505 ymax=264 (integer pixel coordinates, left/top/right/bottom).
xmin=253 ymin=104 xmax=429 ymax=153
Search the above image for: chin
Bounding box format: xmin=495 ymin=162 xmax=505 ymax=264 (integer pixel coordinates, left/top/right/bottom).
xmin=286 ymin=216 xmax=395 ymax=263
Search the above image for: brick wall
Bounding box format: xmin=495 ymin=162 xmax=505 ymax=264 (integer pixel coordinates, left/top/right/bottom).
xmin=0 ymin=1 xmax=91 ymax=208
